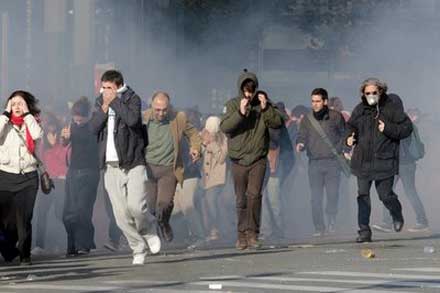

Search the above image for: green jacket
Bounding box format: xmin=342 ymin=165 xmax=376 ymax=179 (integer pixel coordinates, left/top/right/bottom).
xmin=220 ymin=71 xmax=283 ymax=166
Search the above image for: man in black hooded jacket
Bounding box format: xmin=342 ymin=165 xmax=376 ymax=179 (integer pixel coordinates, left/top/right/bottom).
xmin=346 ymin=78 xmax=413 ymax=243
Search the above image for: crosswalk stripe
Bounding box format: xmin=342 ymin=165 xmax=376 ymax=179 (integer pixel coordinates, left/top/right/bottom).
xmin=192 ymin=280 xmax=416 ymax=293
xmin=393 ymin=267 xmax=440 ymax=272
xmin=300 ymin=270 xmax=440 ymax=280
xmin=2 ymin=284 xmax=120 ymax=291
xmin=252 ymin=276 xmax=440 ymax=289
xmin=0 ymin=265 xmax=110 ymax=277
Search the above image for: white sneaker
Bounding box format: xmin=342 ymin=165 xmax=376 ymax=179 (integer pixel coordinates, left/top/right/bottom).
xmin=132 ymin=253 xmax=146 ymax=265
xmin=144 ymin=234 xmax=161 ymax=255
xmin=31 ymin=246 xmax=46 ymax=256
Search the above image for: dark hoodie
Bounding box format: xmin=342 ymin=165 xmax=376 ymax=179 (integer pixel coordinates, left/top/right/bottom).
xmin=220 ymin=70 xmax=283 ymax=166
xmin=346 ymin=93 xmax=413 ymax=180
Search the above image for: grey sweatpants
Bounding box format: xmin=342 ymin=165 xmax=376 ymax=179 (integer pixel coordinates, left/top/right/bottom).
xmin=104 ymin=164 xmax=157 ymax=255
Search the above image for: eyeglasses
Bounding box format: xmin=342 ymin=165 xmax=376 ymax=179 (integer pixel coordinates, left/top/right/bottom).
xmin=365 ymin=91 xmax=378 ymax=95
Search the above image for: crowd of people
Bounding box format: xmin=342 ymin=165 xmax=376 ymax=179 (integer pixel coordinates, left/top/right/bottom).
xmin=0 ymin=69 xmax=429 ymax=266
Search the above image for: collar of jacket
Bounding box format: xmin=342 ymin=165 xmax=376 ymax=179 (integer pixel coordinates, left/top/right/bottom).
xmin=313 ymin=106 xmax=329 ymax=120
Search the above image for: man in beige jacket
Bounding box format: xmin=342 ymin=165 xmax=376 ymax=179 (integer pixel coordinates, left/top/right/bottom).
xmin=143 ymin=92 xmax=202 ymax=242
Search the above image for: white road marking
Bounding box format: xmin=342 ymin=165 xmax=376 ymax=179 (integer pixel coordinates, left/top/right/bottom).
xmin=252 ymin=276 xmax=440 ymax=289
xmin=2 ymin=284 xmax=120 ymax=291
xmin=393 ymin=267 xmax=440 ymax=272
xmin=300 ymin=270 xmax=440 ymax=280
xmin=192 ymin=280 xmax=416 ymax=293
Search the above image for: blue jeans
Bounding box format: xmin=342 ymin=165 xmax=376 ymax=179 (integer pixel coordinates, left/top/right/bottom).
xmin=382 ymin=163 xmax=427 ymax=226
xmin=261 ymin=176 xmax=283 ymax=238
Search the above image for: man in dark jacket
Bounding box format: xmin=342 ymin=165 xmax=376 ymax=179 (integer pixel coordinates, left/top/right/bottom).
xmin=90 ymin=70 xmax=160 ymax=265
xmin=220 ymin=69 xmax=283 ymax=250
xmin=346 ymin=78 xmax=413 ymax=243
xmin=296 ymin=88 xmax=346 ymax=236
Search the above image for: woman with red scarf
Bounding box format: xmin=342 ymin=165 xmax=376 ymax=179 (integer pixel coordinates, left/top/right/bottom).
xmin=0 ymin=90 xmax=43 ymax=265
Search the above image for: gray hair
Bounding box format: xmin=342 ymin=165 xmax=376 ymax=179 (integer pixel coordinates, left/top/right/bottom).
xmin=359 ymin=78 xmax=388 ymax=95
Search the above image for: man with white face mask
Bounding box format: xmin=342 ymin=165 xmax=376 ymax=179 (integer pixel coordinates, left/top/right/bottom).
xmin=345 ymin=78 xmax=413 ymax=243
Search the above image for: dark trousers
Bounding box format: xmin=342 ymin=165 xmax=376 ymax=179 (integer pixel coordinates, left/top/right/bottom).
xmin=145 ymin=164 xmax=178 ymax=225
xmin=308 ymin=159 xmax=341 ymax=231
xmin=101 ymin=171 xmax=122 ymax=246
xmin=0 ymin=177 xmax=38 ymax=261
xmin=63 ymin=169 xmax=99 ymax=252
xmin=357 ymin=176 xmax=403 ymax=231
xmin=34 ymin=178 xmax=65 ymax=249
xmin=231 ymin=158 xmax=267 ymax=235
xmin=382 ymin=163 xmax=428 ymax=225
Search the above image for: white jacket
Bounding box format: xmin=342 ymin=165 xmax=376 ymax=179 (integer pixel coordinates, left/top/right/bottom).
xmin=0 ymin=114 xmax=43 ymax=174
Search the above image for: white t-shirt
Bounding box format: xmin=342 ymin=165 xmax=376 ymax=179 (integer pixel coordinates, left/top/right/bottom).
xmin=106 ymin=107 xmax=119 ymax=162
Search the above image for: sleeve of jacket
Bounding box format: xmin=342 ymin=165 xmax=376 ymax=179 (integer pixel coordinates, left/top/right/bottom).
xmin=0 ymin=114 xmax=10 ymax=139
xmin=24 ymin=114 xmax=43 ymax=140
xmin=335 ymin=112 xmax=347 ymax=151
xmin=269 ymin=128 xmax=281 ymax=149
xmin=381 ymin=111 xmax=413 ymax=141
xmin=109 ymin=95 xmax=141 ymax=128
xmin=344 ymin=106 xmax=360 ymax=147
xmin=90 ymin=97 xmax=108 ymax=135
xmin=261 ymin=104 xmax=283 ymax=129
xmin=296 ymin=116 xmax=309 ymax=146
xmin=183 ymin=116 xmax=202 ymax=153
xmin=220 ymin=99 xmax=245 ymax=134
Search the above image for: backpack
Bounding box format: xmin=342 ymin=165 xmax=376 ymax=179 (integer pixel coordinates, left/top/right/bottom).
xmin=408 ymin=125 xmax=425 ymax=160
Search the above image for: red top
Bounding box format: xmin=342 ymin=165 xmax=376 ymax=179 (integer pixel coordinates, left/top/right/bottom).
xmin=42 ymin=143 xmax=68 ymax=178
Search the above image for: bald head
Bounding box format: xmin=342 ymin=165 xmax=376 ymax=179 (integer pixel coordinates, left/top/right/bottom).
xmin=152 ymin=91 xmax=170 ymax=121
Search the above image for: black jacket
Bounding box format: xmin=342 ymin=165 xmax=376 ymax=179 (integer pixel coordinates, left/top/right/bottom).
xmin=297 ymin=107 xmax=346 ymax=161
xmin=90 ymin=86 xmax=146 ymax=170
xmin=346 ymin=94 xmax=413 ymax=180
xmin=68 ymin=121 xmax=99 ymax=171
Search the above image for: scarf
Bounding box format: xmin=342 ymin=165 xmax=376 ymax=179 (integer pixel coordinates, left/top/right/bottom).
xmin=10 ymin=114 xmax=35 ymax=154
xmin=313 ymin=106 xmax=329 ymax=121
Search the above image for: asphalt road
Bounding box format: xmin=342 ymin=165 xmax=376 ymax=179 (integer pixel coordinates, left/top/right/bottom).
xmin=1 ymin=231 xmax=439 ymax=292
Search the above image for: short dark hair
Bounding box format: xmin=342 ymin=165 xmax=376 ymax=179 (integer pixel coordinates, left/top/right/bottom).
xmin=101 ymin=70 xmax=124 ymax=87
xmin=241 ymin=79 xmax=257 ymax=94
xmin=311 ymin=88 xmax=328 ymax=101
xmin=71 ymin=96 xmax=91 ymax=117
xmin=6 ymin=90 xmax=40 ymax=116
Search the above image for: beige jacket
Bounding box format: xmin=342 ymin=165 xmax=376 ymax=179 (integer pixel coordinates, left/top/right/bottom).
xmin=0 ymin=114 xmax=43 ymax=174
xmin=143 ymin=109 xmax=202 ymax=186
xmin=202 ymin=132 xmax=228 ymax=189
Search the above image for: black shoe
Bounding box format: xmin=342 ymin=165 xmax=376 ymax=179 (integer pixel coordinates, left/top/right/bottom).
xmin=66 ymin=250 xmax=79 ymax=258
xmin=393 ymin=220 xmax=404 ymax=232
xmin=356 ymin=229 xmax=372 ymax=243
xmin=159 ymin=223 xmax=173 ymax=242
xmin=3 ymin=248 xmax=19 ymax=263
xmin=20 ymin=257 xmax=32 ymax=266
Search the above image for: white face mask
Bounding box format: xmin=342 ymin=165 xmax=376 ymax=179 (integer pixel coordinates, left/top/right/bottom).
xmin=366 ymin=94 xmax=379 ymax=106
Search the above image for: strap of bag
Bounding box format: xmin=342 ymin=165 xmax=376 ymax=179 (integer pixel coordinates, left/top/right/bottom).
xmin=306 ymin=113 xmax=351 ymax=175
xmin=12 ymin=126 xmax=47 ymax=173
